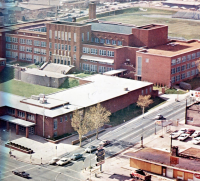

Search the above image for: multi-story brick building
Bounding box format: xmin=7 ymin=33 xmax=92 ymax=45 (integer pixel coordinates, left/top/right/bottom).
xmin=1 ymin=3 xmax=199 ymax=86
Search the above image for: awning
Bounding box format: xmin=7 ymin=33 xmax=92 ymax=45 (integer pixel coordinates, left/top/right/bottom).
xmin=103 ymin=69 xmax=127 ymax=76
xmin=0 ymin=115 xmax=35 ymax=127
xmin=81 ymin=55 xmax=114 ymax=64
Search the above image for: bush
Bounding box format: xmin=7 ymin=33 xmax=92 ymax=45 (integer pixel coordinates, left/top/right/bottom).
xmin=34 ymin=61 xmax=39 ymax=65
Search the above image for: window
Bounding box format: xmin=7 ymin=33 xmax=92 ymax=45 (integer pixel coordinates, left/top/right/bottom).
xmin=54 ymin=119 xmax=57 ymax=130
xmin=146 ymin=58 xmax=149 ymax=63
xmin=91 ymin=48 xmax=97 ymax=55
xmin=60 ymin=117 xmax=63 ymax=123
xmin=12 ymin=52 xmax=18 ymax=59
xmin=27 ymin=113 xmax=35 ymax=121
xmin=18 ymin=111 xmax=25 ymax=118
xmin=118 ymin=41 xmax=122 ymax=46
xmin=65 ymin=45 xmax=67 ymax=50
xmin=196 ymin=69 xmax=199 ymax=75
xmin=26 ymin=54 xmax=32 ymax=61
xmin=197 ymin=52 xmax=200 ymax=58
xmin=181 ymin=65 xmax=186 ymax=71
xmin=95 ymin=38 xmax=99 ymax=43
xmin=55 ymin=31 xmax=57 ymax=39
xmin=87 ymin=32 xmax=89 ymax=41
xmin=112 ymin=40 xmax=116 ymax=45
xmin=34 ymin=40 xmax=40 ymax=46
xmin=90 ymin=64 xmax=97 ymax=72
xmin=171 ymin=76 xmax=175 ymax=83
xmin=74 ymin=33 xmax=76 ymax=42
xmin=192 ymin=53 xmax=196 ymax=59
xmin=61 ymin=31 xmax=64 ymax=40
xmin=187 ymin=63 xmax=191 ymax=69
xmin=61 ymin=44 xmax=64 ymax=50
xmin=69 ymin=45 xmax=71 ymax=51
xmin=6 ymin=51 xmax=11 ymax=57
xmin=41 ymin=41 xmax=46 ymax=47
xmin=171 ymin=59 xmax=176 ymax=66
xmin=20 ymin=38 xmax=26 ymax=44
xmin=73 ymin=54 xmax=76 ymax=60
xmin=187 ymin=54 xmax=191 ymax=61
xmin=182 ymin=56 xmax=186 ymax=62
xmin=100 ymin=38 xmax=105 ymax=44
xmin=41 ymin=49 xmax=46 ymax=55
xmin=53 ymin=131 xmax=57 ymax=137
xmin=82 ymin=33 xmax=84 ymax=42
xmin=6 ymin=44 xmax=11 ymax=49
xmin=107 ymin=51 xmax=114 ymax=57
xmin=171 ymin=68 xmax=176 ymax=74
xmin=187 ymin=71 xmax=190 ymax=78
xmin=19 ymin=53 xmax=26 ymax=60
xmin=8 ymin=108 xmax=15 ymax=115
xmin=26 ymin=39 xmax=32 ymax=45
xmin=49 ymin=51 xmax=52 ymax=56
xmin=106 ymin=39 xmax=110 ymax=44
xmin=176 ymin=75 xmax=180 ymax=82
xmin=99 ymin=66 xmax=106 ymax=73
xmin=34 ymin=48 xmax=40 ymax=54
xmin=141 ymin=90 xmax=144 ymax=95
xmin=137 ymin=57 xmax=142 ymax=76
xmin=74 ymin=46 xmax=76 ymax=52
xmin=191 ymin=69 xmax=195 ymax=76
xmin=70 ymin=114 xmax=72 ymax=119
xmin=82 ymin=63 xmax=90 ymax=71
xmin=49 ymin=42 xmax=52 ymax=49
xmin=99 ymin=49 xmax=106 ymax=56
xmin=91 ymin=37 xmax=94 ymax=42
xmin=150 ymin=87 xmax=152 ymax=93
xmin=107 ymin=67 xmax=113 ymax=71
xmin=26 ymin=47 xmax=32 ymax=53
xmin=181 ymin=73 xmax=185 ymax=79
xmin=65 ymin=115 xmax=68 ymax=121
xmin=176 ymin=66 xmax=181 ymax=73
xmin=177 ymin=57 xmax=181 ymax=64
xmin=65 ymin=32 xmax=67 ymax=41
xmin=68 ymin=32 xmax=71 ymax=41
xmin=49 ymin=30 xmax=52 ymax=39
xmin=54 ymin=43 xmax=57 ymax=49
xmin=83 ymin=47 xmax=90 ymax=54
xmin=191 ymin=61 xmax=196 ymax=68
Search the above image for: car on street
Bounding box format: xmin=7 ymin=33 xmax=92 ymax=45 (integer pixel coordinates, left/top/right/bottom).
xmin=170 ymin=130 xmax=182 ymax=139
xmin=186 ymin=129 xmax=195 ymax=135
xmin=12 ymin=170 xmax=29 ymax=178
xmin=49 ymin=157 xmax=60 ymax=165
xmin=192 ymin=137 xmax=200 ymax=145
xmin=192 ymin=131 xmax=200 ymax=138
xmin=56 ymin=157 xmax=71 ymax=165
xmin=178 ymin=133 xmax=190 ymax=141
xmin=85 ymin=146 xmax=97 ymax=153
xmin=154 ymin=114 xmax=164 ymax=120
xmin=99 ymin=140 xmax=111 ymax=147
xmin=70 ymin=153 xmax=83 ymax=161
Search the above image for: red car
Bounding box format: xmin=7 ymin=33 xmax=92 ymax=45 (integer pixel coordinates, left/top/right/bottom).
xmin=186 ymin=129 xmax=195 ymax=135
xmin=99 ymin=140 xmax=111 ymax=147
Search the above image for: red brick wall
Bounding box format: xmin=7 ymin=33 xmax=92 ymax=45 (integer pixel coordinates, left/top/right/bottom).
xmin=186 ymin=105 xmax=200 ymax=127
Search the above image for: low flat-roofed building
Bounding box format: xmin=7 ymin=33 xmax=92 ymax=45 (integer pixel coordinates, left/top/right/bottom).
xmin=0 ymin=74 xmax=155 ymax=138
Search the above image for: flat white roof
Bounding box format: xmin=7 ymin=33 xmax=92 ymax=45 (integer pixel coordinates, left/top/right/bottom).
xmin=81 ymin=55 xmax=114 ymax=64
xmin=0 ymin=115 xmax=35 ymax=127
xmin=0 ymin=75 xmax=153 ymax=118
xmin=103 ymin=69 xmax=127 ymax=75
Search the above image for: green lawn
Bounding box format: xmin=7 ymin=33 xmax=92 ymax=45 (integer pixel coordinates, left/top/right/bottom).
xmin=0 ymin=67 xmax=79 ymax=97
xmin=75 ymin=73 xmax=92 ymax=78
xmin=83 ymin=7 xmax=200 ymax=40
xmin=109 ymin=97 xmax=166 ymax=126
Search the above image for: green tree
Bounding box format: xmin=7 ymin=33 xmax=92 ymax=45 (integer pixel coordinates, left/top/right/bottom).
xmin=87 ymin=103 xmax=111 ymax=139
xmin=137 ymin=95 xmax=153 ymax=117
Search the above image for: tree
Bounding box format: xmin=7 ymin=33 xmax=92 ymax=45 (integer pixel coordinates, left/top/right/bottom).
xmin=87 ymin=103 xmax=111 ymax=139
xmin=71 ymin=109 xmax=89 ymax=147
xmin=137 ymin=95 xmax=153 ymax=118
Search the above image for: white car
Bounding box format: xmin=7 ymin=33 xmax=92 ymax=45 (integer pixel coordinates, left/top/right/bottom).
xmin=192 ymin=137 xmax=200 ymax=145
xmin=192 ymin=131 xmax=200 ymax=138
xmin=85 ymin=146 xmax=97 ymax=153
xmin=48 ymin=157 xmax=60 ymax=165
xmin=170 ymin=130 xmax=182 ymax=139
xmin=56 ymin=157 xmax=71 ymax=166
xmin=178 ymin=133 xmax=190 ymax=141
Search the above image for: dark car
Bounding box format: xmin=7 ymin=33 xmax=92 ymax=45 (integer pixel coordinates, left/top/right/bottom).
xmin=99 ymin=140 xmax=111 ymax=147
xmin=70 ymin=153 xmax=83 ymax=161
xmin=12 ymin=170 xmax=29 ymax=178
xmin=186 ymin=129 xmax=195 ymax=135
xmin=154 ymin=114 xmax=164 ymax=120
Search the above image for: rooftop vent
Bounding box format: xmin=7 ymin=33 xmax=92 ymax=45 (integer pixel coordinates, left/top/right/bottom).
xmin=124 ymin=87 xmax=128 ymax=91
xmin=64 ymin=105 xmax=69 ymax=109
xmin=39 ymin=94 xmax=45 ymax=98
xmin=40 ymin=98 xmax=47 ymax=104
xmin=31 ymin=95 xmax=40 ymax=100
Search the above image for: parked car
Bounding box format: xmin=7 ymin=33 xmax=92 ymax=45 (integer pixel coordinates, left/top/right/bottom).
xmin=179 ymin=128 xmax=188 ymax=133
xmin=99 ymin=140 xmax=111 ymax=147
xmin=12 ymin=170 xmax=29 ymax=178
xmin=70 ymin=153 xmax=83 ymax=161
xmin=178 ymin=133 xmax=190 ymax=141
xmin=49 ymin=157 xmax=60 ymax=165
xmin=186 ymin=129 xmax=195 ymax=136
xmin=56 ymin=157 xmax=70 ymax=165
xmin=193 ymin=137 xmax=200 ymax=145
xmin=170 ymin=130 xmax=182 ymax=139
xmin=85 ymin=146 xmax=97 ymax=153
xmin=130 ymin=169 xmax=151 ymax=181
xmin=192 ymin=131 xmax=200 ymax=138
xmin=154 ymin=114 xmax=164 ymax=120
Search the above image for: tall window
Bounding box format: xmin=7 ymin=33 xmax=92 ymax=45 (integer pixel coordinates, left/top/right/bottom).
xmin=68 ymin=32 xmax=71 ymax=41
xmin=74 ymin=33 xmax=77 ymax=42
xmin=65 ymin=32 xmax=67 ymax=41
xmin=54 ymin=119 xmax=57 ymax=130
xmin=54 ymin=43 xmax=57 ymax=49
xmin=49 ymin=42 xmax=52 ymax=49
xmin=74 ymin=46 xmax=76 ymax=52
xmin=82 ymin=33 xmax=84 ymax=42
xmin=61 ymin=31 xmax=64 ymax=40
xmin=55 ymin=31 xmax=57 ymax=39
xmin=87 ymin=32 xmax=89 ymax=41
xmin=49 ymin=30 xmax=52 ymax=39
xmin=58 ymin=31 xmax=60 ymax=39
xmin=137 ymin=57 xmax=142 ymax=76
xmin=118 ymin=41 xmax=122 ymax=46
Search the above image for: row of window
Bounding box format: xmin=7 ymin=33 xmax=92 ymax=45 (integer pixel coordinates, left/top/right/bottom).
xmin=5 ymin=36 xmax=18 ymax=43
xmin=141 ymin=87 xmax=152 ymax=95
xmin=53 ymin=114 xmax=72 ymax=130
xmin=82 ymin=59 xmax=113 ymax=65
xmin=171 ymin=62 xmax=196 ymax=74
xmin=92 ymin=37 xmax=122 ymax=46
xmin=171 ymin=69 xmax=199 ymax=83
xmin=171 ymin=52 xmax=200 ymax=66
xmin=83 ymin=47 xmax=115 ymax=57
xmin=82 ymin=63 xmax=113 ymax=73
xmin=49 ymin=30 xmax=90 ymax=42
xmin=6 ymin=44 xmax=18 ymax=50
xmin=51 ymin=43 xmax=76 ymax=52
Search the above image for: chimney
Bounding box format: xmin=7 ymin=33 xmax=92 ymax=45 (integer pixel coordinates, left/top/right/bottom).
xmin=89 ymin=2 xmax=96 ymax=19
xmin=171 ymin=146 xmax=179 ymax=157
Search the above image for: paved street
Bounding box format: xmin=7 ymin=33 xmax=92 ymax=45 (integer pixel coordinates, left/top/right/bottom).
xmin=0 ymin=93 xmax=190 ymax=180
